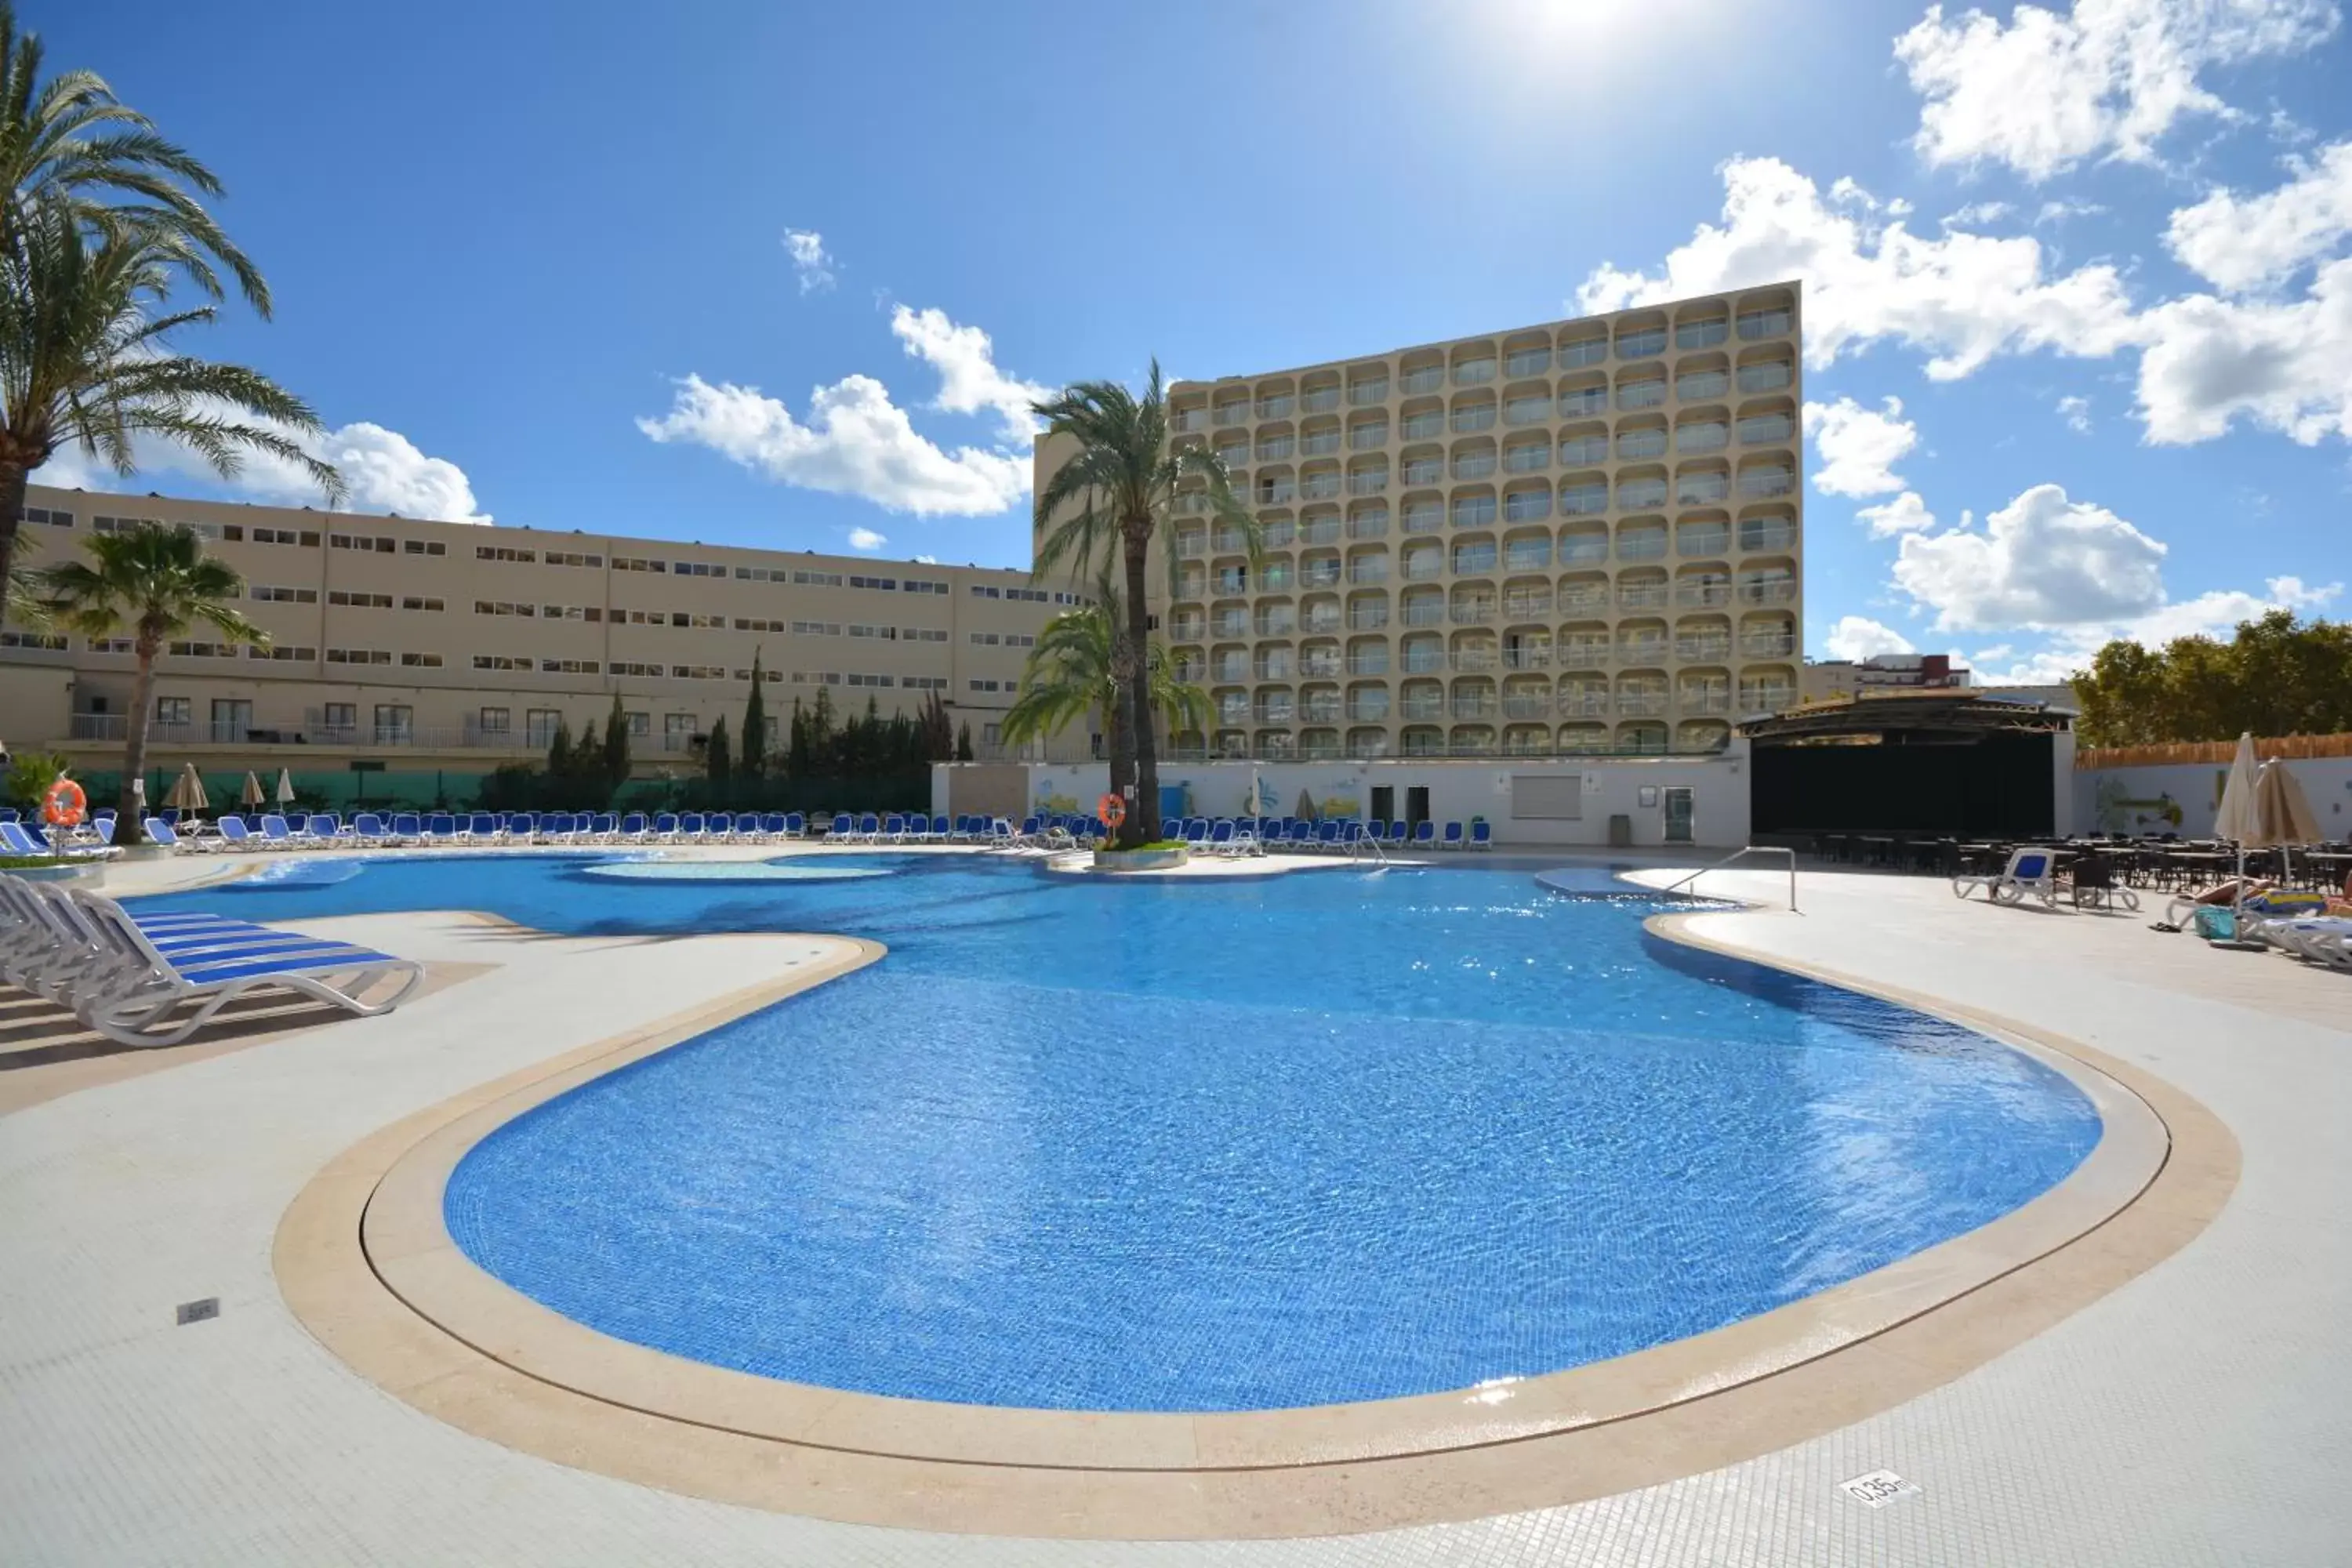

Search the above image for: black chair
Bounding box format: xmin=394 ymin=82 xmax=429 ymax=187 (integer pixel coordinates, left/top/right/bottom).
xmin=2067 ymin=854 xmax=2138 ymax=912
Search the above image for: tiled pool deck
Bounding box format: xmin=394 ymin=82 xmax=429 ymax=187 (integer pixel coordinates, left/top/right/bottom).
xmin=2 ymin=848 xmax=2346 ymax=1564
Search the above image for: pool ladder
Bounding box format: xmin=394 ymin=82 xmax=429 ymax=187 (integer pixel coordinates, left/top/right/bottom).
xmin=1657 ymin=845 xmax=1798 ymax=912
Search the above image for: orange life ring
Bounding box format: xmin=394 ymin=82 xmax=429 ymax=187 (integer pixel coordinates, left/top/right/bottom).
xmin=1098 ymin=793 xmax=1127 ymax=828
xmin=41 ymin=777 xmax=86 ymax=826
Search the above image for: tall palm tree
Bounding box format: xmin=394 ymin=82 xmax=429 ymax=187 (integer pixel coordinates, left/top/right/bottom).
xmin=0 ymin=2 xmax=336 ymax=623
xmin=999 ymin=583 xmax=1212 ymax=770
xmin=0 ymin=199 xmax=339 ymax=626
xmin=38 ymin=521 xmax=266 ymax=848
xmin=1032 ymin=361 xmax=1252 ymax=848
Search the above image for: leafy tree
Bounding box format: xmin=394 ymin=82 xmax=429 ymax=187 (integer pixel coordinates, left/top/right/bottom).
xmin=956 ymin=721 xmax=975 ymax=762
xmin=38 ymin=522 xmax=265 ymax=845
xmin=706 ymin=714 xmax=731 ymax=782
xmin=601 ymin=694 xmax=630 ymax=789
xmin=2072 ymin=611 xmax=2352 ymax=746
xmin=0 ymin=5 xmax=339 ymax=622
xmin=4 ymin=746 xmax=69 ymax=809
xmin=739 ymin=652 xmax=768 ymax=778
xmin=1032 ymin=361 xmax=1253 ymax=848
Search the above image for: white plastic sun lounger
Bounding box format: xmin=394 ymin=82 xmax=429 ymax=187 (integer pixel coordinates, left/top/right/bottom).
xmin=1952 ymin=847 xmax=2060 ymax=906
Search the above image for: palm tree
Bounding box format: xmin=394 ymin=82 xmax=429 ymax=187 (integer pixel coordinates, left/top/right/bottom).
xmin=0 ymin=200 xmax=339 ymax=626
xmin=0 ymin=2 xmax=269 ymax=308
xmin=999 ymin=585 xmax=1213 ymax=779
xmin=0 ymin=2 xmax=337 ymax=622
xmin=1032 ymin=362 xmax=1253 ymax=848
xmin=38 ymin=521 xmax=267 ymax=848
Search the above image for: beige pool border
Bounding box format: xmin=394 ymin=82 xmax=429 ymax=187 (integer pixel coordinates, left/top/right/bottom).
xmin=277 ymin=909 xmax=2238 ymax=1541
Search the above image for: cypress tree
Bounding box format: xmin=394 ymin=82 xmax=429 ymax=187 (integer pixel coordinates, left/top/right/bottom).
xmin=706 ymin=715 xmax=732 ymax=782
xmin=602 ymin=694 xmax=630 ymax=789
xmin=740 ymin=652 xmax=768 ymax=778
xmin=956 ymin=720 xmax=975 ymax=761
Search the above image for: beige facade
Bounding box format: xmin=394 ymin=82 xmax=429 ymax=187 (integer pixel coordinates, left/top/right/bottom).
xmin=0 ymin=485 xmax=1083 ymax=773
xmin=1037 ymin=283 xmax=1803 ymax=760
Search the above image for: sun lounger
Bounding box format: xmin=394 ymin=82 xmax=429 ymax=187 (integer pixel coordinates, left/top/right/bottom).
xmin=1410 ymin=821 xmax=1436 ymax=849
xmin=1470 ymin=822 xmax=1492 ymax=851
xmin=1439 ymin=822 xmax=1464 ymax=851
xmin=348 ymin=814 xmax=393 ymax=848
xmin=1954 ymin=847 xmax=2059 ymax=906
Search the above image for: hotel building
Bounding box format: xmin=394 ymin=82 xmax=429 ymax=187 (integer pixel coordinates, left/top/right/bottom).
xmin=1044 ymin=282 xmax=1803 ymax=761
xmin=0 ymin=485 xmax=1086 ymax=775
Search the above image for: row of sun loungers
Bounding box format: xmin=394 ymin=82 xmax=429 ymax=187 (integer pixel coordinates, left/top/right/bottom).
xmin=0 ymin=875 xmax=423 ymax=1047
xmin=46 ymin=811 xmax=820 ymax=854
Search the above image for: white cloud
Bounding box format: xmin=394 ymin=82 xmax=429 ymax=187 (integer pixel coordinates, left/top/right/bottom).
xmin=1944 ymin=201 xmax=2014 ymax=227
xmin=1822 ymin=615 xmax=1919 ymax=661
xmin=1803 ymin=395 xmax=1918 ymax=495
xmin=847 ymin=526 xmax=887 ymax=552
xmin=1895 ymin=0 xmax=2341 ymax=182
xmin=2164 ymin=138 xmax=2352 ymax=293
xmin=1857 ymin=490 xmax=1940 ymax=536
xmin=2058 ymin=393 xmax=2094 ymax=430
xmin=637 ymin=373 xmax=1031 ymax=517
xmin=1984 ymin=575 xmax=2344 ymax=681
xmin=913 ymin=554 xmax=938 ymax=564
xmin=1893 ymin=481 xmax=2168 ymax=630
xmin=1575 ymin=158 xmax=2140 ymax=380
xmin=31 ymin=419 xmax=491 ymax=524
xmin=783 ymin=229 xmax=836 ymax=295
xmin=2132 ymin=255 xmax=2352 ymax=442
xmin=888 ymin=305 xmax=1052 ymax=446
xmin=2035 ymin=198 xmax=2108 ymax=224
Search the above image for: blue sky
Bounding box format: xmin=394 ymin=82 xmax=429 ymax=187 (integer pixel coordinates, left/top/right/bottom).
xmin=35 ymin=0 xmax=2352 ymax=682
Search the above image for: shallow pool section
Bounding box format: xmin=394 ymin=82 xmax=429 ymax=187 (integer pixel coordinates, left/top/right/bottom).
xmin=575 ymin=859 xmax=898 ymax=884
xmin=136 ymin=853 xmax=2111 ymax=1414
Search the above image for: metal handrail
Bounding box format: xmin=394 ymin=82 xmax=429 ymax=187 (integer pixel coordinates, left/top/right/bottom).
xmin=1659 ymin=844 xmax=1798 ymax=911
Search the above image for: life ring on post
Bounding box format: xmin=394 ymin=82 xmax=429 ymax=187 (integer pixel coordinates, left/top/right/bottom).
xmin=1098 ymin=793 xmax=1127 ymax=829
xmin=41 ymin=777 xmax=87 ymax=826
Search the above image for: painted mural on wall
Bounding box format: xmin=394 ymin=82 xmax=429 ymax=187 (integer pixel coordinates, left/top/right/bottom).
xmin=2092 ymin=775 xmax=2184 ymax=833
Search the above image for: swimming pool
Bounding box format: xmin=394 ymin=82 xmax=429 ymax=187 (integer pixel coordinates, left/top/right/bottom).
xmin=140 ymin=853 xmax=2102 ymax=1414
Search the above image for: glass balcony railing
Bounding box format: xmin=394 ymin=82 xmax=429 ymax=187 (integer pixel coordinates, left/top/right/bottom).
xmin=1677 ymin=582 xmax=1733 ymax=608
xmin=1403 ymin=556 xmax=1444 ymax=582
xmin=1675 ymin=637 xmax=1733 ymax=662
xmin=1677 ymin=372 xmax=1730 ymax=401
xmin=1617 ymin=380 xmax=1668 ymax=410
xmin=1559 ymin=641 xmax=1610 ymax=669
xmin=1739 ymin=521 xmax=1797 ymax=552
xmin=1403 ymin=602 xmax=1446 ymax=626
xmin=1348 ymin=472 xmax=1389 ymax=495
xmin=1301 ymin=387 xmax=1341 ymax=412
xmin=1559 ymin=692 xmax=1610 ymax=717
xmin=1450 ymin=601 xmax=1497 ymax=624
xmin=1450 ymin=649 xmax=1498 ymax=673
xmin=1401 ymin=367 xmax=1445 ymax=394
xmin=1738 ymin=579 xmax=1797 ymax=605
xmin=1452 ymin=358 xmax=1497 ymax=384
xmin=1300 ymin=432 xmax=1340 ymax=456
xmin=1348 ymin=512 xmax=1390 ymax=539
xmin=1737 ymin=361 xmax=1793 ymax=394
xmin=1502 ymin=644 xmax=1552 ymax=670
xmin=1299 ymin=517 xmax=1342 ymax=546
xmin=1349 ymin=425 xmax=1389 ymax=449
xmin=1678 ymin=528 xmax=1732 ymax=557
xmin=1737 ymin=308 xmax=1792 ymax=339
xmin=1560 ymin=336 xmax=1609 ymax=367
xmin=1402 ymin=650 xmax=1446 ymax=674
xmin=1505 ymin=348 xmax=1552 ymax=376
xmin=1348 ymin=379 xmax=1390 ymax=405
xmin=1213 ymin=403 xmax=1250 ymax=426
xmin=1675 ymin=318 xmax=1729 ymax=350
xmin=1256 ymin=396 xmax=1294 ymax=419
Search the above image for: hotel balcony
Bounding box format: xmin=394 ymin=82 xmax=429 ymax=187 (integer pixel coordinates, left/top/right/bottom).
xmin=1348 ymin=378 xmax=1389 ymax=405
xmin=1737 ymin=358 xmax=1795 ymax=394
xmin=1739 ymin=519 xmax=1797 ymax=552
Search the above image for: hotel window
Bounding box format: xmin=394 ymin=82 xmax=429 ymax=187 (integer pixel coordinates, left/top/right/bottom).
xmin=326 ymin=647 xmax=392 ymax=665
xmin=968 ymin=678 xmax=1003 ymax=692
xmin=672 ymin=560 xmax=724 ymax=578
xmin=476 ymin=545 xmax=538 ymax=563
xmin=329 ymin=590 xmax=394 ymax=608
xmin=614 ymin=556 xmax=668 ymax=573
xmin=332 ymin=533 xmax=396 ymax=552
xmin=373 ymin=704 xmax=414 ymax=740
xmin=902 ymin=627 xmax=948 ymax=642
xmin=22 ymin=505 xmax=73 ymax=528
xmin=906 ymin=675 xmax=948 ymax=690
xmin=155 ymin=695 xmax=192 ymax=725
xmin=790 ymin=619 xmax=840 ymax=636
xmin=249 ymin=584 xmax=318 ymax=603
xmin=626 ymin=711 xmax=650 ymax=737
xmin=401 ymin=595 xmax=445 ymax=612
xmin=845 ymin=672 xmax=895 ymax=688
xmin=472 ymin=655 xmax=533 ymax=671
xmin=732 ymin=666 xmax=786 ymax=681
xmin=525 ymin=710 xmax=562 ymax=746
xmin=400 ymin=652 xmax=445 ymax=668
xmin=545 ymin=550 xmax=601 ymax=568
xmin=1559 ymin=336 xmax=1609 ymax=368
xmin=167 ymin=640 xmax=238 ymax=658
xmin=734 ymin=616 xmax=790 ymax=633
xmin=970 ymin=585 xmax=1002 ymax=598
xmin=89 ymin=637 xmax=135 ymax=653
xmin=540 ymin=657 xmax=597 ymax=673
xmin=322 ymin=703 xmax=356 ymax=733
xmin=848 ymin=574 xmax=898 ymax=590
xmin=607 ymin=661 xmax=661 ymax=677
xmin=670 ymin=664 xmax=727 ymax=679
xmin=793 ymin=569 xmax=844 ymax=586
xmin=791 ymin=670 xmax=843 ymax=685
xmin=402 ymin=539 xmax=448 ymax=556
xmin=474 ymin=601 xmax=537 ymax=617
xmin=0 ymin=630 xmax=67 ymax=648
xmin=971 ymin=631 xmax=1001 ymax=645
xmin=665 ymin=714 xmax=697 ymax=746
xmin=478 ymin=707 xmax=511 ymax=734
xmin=252 ymin=526 xmax=320 ymax=546
xmin=247 ymin=644 xmax=317 ymax=662
xmin=902 ymin=579 xmax=949 ymax=593
xmin=539 ymin=604 xmax=601 ymax=621
xmin=848 ymin=623 xmax=897 ymax=639
xmin=1737 ymin=307 xmax=1792 ymax=339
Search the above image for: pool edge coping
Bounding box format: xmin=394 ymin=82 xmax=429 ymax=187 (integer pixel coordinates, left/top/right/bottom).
xmin=275 ymin=900 xmax=2239 ymax=1541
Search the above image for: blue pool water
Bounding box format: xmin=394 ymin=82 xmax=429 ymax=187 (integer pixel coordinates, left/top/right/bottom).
xmin=135 ymin=854 xmax=2102 ymax=1412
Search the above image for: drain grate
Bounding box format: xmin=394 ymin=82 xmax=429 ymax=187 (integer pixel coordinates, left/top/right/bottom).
xmin=1840 ymin=1469 xmax=1921 ymax=1508
xmin=175 ymin=1297 xmax=220 ymax=1326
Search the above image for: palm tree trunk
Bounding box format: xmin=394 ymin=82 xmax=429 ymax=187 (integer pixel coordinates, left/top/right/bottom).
xmin=117 ymin=643 xmax=158 ymax=848
xmin=0 ymin=460 xmax=27 ymax=633
xmin=1121 ymin=526 xmax=1158 ymax=851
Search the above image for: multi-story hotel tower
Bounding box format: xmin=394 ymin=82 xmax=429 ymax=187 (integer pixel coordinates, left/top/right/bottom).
xmin=1036 ymin=282 xmax=1802 ymax=762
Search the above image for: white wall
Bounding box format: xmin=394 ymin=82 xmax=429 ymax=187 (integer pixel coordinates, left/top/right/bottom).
xmin=2075 ymin=756 xmax=2352 ymax=838
xmin=1007 ymin=746 xmax=1755 ymax=848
